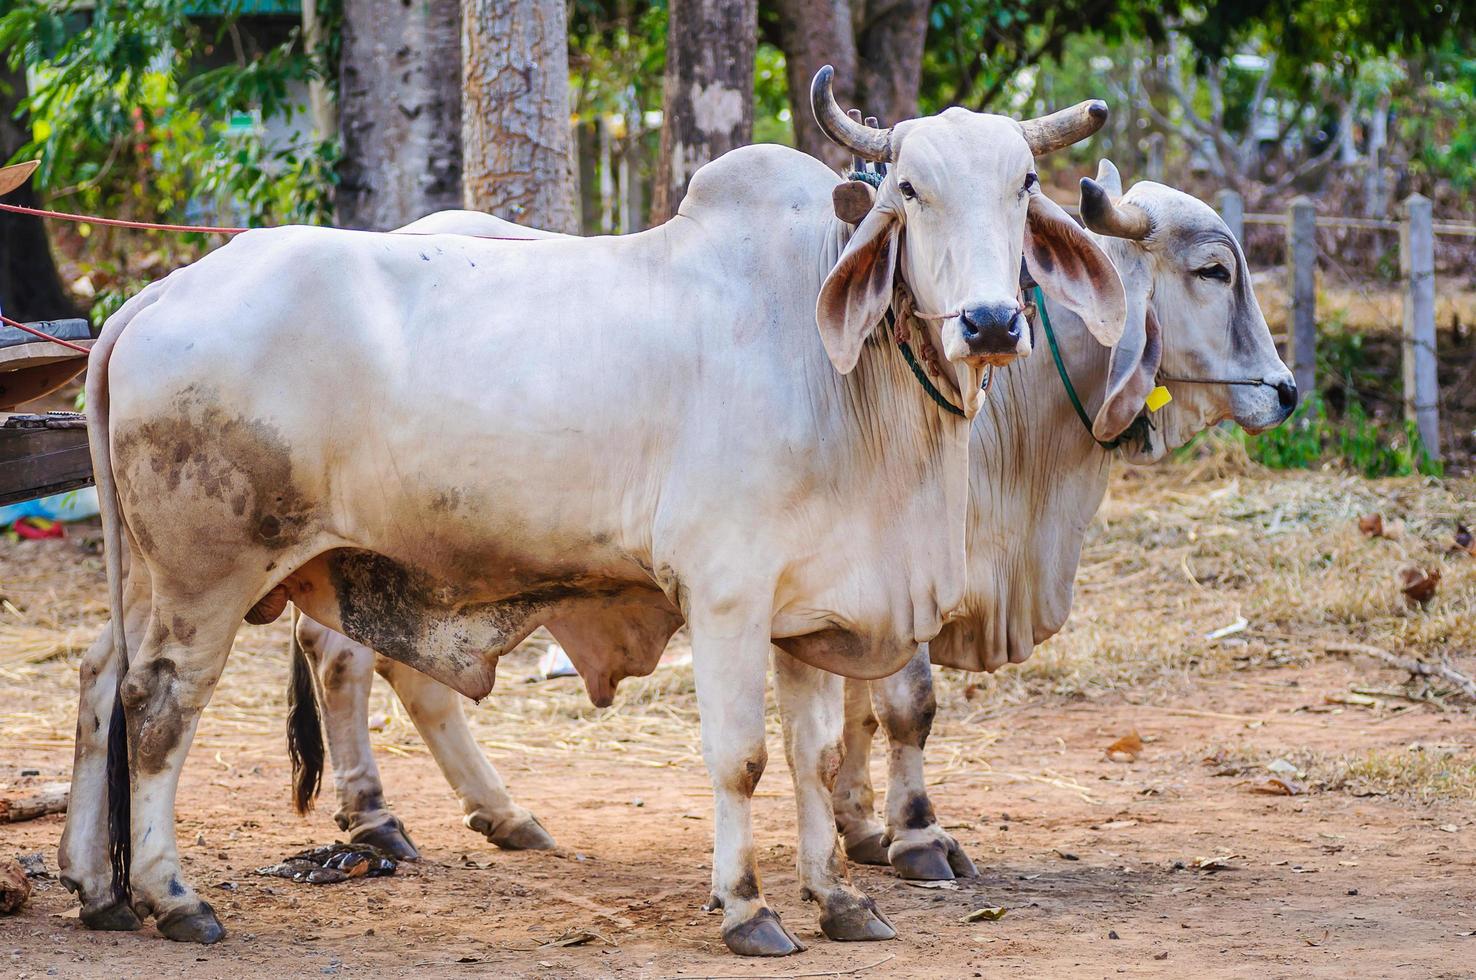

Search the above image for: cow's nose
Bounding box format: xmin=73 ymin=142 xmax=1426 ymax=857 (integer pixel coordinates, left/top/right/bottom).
xmin=1275 ymin=379 xmax=1298 ymax=413
xmin=959 ymin=303 xmax=1023 ymax=356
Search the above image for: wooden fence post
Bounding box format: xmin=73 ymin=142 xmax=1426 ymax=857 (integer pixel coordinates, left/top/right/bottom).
xmin=1287 ymin=196 xmax=1318 ymax=398
xmin=1216 ymin=188 xmax=1244 ymax=249
xmin=1400 ymin=193 xmax=1440 ymax=461
xmin=1144 ymin=133 xmax=1165 ymax=182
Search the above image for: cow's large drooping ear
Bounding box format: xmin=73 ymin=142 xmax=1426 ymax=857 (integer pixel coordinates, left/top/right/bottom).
xmin=1023 ymin=190 xmax=1125 ymax=347
xmin=1093 ymin=277 xmax=1162 ymax=442
xmin=816 ymin=203 xmax=899 ymax=374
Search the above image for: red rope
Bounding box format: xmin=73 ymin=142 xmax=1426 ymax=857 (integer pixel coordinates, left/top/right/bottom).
xmin=0 ymin=201 xmax=247 ymax=234
xmin=1 ymin=314 xmax=91 ymax=353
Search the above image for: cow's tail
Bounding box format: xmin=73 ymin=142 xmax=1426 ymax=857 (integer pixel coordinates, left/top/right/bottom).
xmin=286 ymin=606 xmax=325 ymax=814
xmin=89 ymin=280 xmax=165 ymax=906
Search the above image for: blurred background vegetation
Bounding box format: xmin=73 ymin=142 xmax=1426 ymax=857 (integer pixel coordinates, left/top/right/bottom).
xmin=2 ymin=0 xmax=1472 ymax=474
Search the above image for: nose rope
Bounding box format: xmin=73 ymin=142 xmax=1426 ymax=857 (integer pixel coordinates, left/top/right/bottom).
xmin=1155 ymin=373 xmax=1277 ymax=388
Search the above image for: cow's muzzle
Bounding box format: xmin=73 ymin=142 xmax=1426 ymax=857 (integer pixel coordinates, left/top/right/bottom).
xmin=960 ymin=303 xmax=1029 ymax=359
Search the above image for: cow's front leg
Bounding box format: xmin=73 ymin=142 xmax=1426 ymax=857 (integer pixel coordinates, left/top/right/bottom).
xmin=295 ymin=618 xmax=419 ymax=859
xmin=871 ymin=647 xmax=976 ymax=881
xmin=774 ymin=652 xmax=894 ymax=943
xmin=832 ymin=676 xmax=889 ymax=865
xmin=690 ymin=610 xmax=804 ymax=956
xmin=375 ymin=656 xmax=555 ymax=851
xmin=120 ymin=602 xmax=238 ymax=943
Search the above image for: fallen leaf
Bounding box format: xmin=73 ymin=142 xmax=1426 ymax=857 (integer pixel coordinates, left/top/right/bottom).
xmin=1290 ymin=865 xmax=1318 ymax=874
xmin=1053 ymin=848 xmax=1080 ymax=861
xmin=1398 ymin=566 xmax=1441 ymax=606
xmin=1267 ymin=758 xmax=1299 ymax=776
xmin=963 ymin=906 xmax=1007 ymax=922
xmin=1192 ymin=856 xmax=1237 ymax=872
xmin=1250 ymin=776 xmax=1306 ymax=796
xmin=1438 ymin=824 xmax=1459 ymax=833
xmin=1358 ymin=513 xmax=1384 ymax=537
xmin=906 ymin=879 xmax=960 ymax=890
xmin=1105 ymin=731 xmax=1144 ymax=762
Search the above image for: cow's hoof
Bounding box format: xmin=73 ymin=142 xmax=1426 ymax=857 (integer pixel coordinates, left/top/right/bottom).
xmin=491 ymin=816 xmax=557 ymax=852
xmin=889 ymin=840 xmax=955 ymax=881
xmin=155 ymin=902 xmax=226 ymax=944
xmin=819 ymin=893 xmax=895 ymax=943
xmin=843 ymin=830 xmax=890 ymax=866
xmin=79 ymin=898 xmax=142 ymax=932
xmin=946 ymin=843 xmax=978 ymax=878
xmin=723 ymin=908 xmax=806 ymax=957
xmin=352 ymin=819 xmax=420 ymax=861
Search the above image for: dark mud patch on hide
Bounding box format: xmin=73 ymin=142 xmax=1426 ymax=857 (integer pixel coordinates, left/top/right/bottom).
xmin=120 ymin=654 xmax=186 ymax=776
xmin=113 ymin=390 xmax=318 ymax=551
xmin=899 ymin=793 xmax=937 ymax=831
xmin=326 ymin=550 xmax=612 ymax=691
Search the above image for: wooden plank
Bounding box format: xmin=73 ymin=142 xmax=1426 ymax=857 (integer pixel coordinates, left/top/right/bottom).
xmin=0 ymin=320 xmax=93 ymax=411
xmin=1287 ymin=196 xmax=1317 ymax=398
xmin=1216 ymin=188 xmax=1244 ymax=249
xmin=0 ymin=418 xmax=94 ymax=508
xmin=1401 ymin=193 xmax=1440 ymax=461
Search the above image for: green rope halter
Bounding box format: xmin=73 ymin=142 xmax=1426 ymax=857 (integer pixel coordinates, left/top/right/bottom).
xmin=884 ymin=307 xmax=967 ymax=418
xmin=1035 ymin=286 xmax=1152 ymax=453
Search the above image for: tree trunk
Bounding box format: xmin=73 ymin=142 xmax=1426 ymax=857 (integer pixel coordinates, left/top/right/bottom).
xmin=462 ymin=0 xmax=578 ymax=233
xmin=853 ymin=0 xmax=929 ymax=129
xmin=772 ymin=0 xmax=857 ymax=169
xmin=336 ymin=0 xmax=462 ymax=231
xmin=0 ymin=64 xmax=80 ymax=323
xmin=651 ymin=0 xmax=757 ymax=223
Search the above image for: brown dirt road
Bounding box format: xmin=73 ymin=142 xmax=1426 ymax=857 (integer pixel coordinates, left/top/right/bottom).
xmin=3 ymin=656 xmax=1473 ymax=979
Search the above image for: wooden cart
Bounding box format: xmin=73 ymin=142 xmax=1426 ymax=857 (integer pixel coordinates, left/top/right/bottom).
xmin=0 ymin=318 xmax=95 ymax=507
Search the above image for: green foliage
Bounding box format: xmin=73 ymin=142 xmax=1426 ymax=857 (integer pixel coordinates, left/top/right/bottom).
xmin=1242 ymin=392 xmax=1328 ymax=470
xmin=1 ymin=0 xmax=337 ymax=322
xmin=1233 ymin=390 xmax=1442 ymax=478
xmin=1 ymin=1 xmax=335 ymax=223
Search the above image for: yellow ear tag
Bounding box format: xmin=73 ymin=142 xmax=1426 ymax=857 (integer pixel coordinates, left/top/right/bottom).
xmin=1145 ymin=386 xmax=1173 ymax=412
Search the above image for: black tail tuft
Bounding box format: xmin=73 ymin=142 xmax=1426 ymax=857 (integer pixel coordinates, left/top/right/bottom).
xmin=286 ymin=624 xmax=324 ymax=815
xmin=105 ymin=692 xmax=131 ymax=904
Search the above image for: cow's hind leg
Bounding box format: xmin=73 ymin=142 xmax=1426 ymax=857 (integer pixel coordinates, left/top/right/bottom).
xmin=690 ymin=609 xmax=804 ymax=957
xmin=871 ymin=648 xmax=976 ymax=881
xmin=774 ymin=653 xmax=894 ymax=943
xmin=61 ymin=563 xmax=153 ymax=930
xmin=294 ymin=617 xmax=420 ymax=859
xmin=119 ymin=593 xmax=242 ymax=943
xmin=376 ymin=656 xmax=555 ymax=851
xmin=60 ymin=623 xmax=143 ymax=930
xmin=832 ymin=676 xmax=889 ymax=866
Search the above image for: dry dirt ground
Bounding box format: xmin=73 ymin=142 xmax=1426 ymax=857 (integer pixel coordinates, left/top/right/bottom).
xmin=1 ymin=458 xmax=1473 ymax=979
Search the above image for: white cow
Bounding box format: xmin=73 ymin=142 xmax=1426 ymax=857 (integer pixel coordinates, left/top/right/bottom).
xmin=59 ymin=69 xmax=1125 ymax=956
xmin=283 ymin=161 xmax=1296 ymax=885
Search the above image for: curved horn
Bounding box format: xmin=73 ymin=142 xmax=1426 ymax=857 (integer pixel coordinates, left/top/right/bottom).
xmin=1079 ymin=176 xmax=1152 ymax=240
xmin=1019 ymin=100 xmax=1109 ymax=156
xmin=811 ymin=65 xmax=892 ymax=162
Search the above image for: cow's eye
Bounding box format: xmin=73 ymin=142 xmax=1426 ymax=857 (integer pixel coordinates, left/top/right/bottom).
xmin=898 ymin=180 xmax=917 ymax=200
xmin=1023 ymin=173 xmax=1038 ymax=192
xmin=1196 ymin=263 xmax=1231 ymax=283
